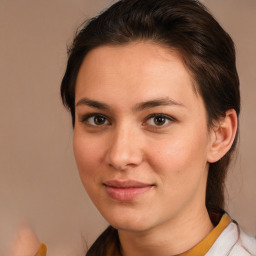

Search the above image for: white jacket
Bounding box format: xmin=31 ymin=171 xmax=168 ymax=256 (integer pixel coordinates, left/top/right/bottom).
xmin=206 ymin=222 xmax=256 ymax=256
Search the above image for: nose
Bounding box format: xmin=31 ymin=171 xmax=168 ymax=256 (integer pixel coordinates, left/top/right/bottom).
xmin=105 ymin=124 xmax=144 ymax=170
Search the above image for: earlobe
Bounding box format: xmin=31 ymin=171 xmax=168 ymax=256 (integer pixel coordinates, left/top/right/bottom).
xmin=207 ymin=109 xmax=238 ymax=163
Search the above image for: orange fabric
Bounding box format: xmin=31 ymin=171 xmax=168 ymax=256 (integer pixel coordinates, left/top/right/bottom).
xmin=179 ymin=214 xmax=231 ymax=256
xmin=36 ymin=213 xmax=231 ymax=256
xmin=34 ymin=243 xmax=47 ymax=256
xmin=107 ymin=213 xmax=232 ymax=256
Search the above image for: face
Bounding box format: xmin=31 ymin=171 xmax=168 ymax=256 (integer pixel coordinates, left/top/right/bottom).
xmin=73 ymin=42 xmax=213 ymax=232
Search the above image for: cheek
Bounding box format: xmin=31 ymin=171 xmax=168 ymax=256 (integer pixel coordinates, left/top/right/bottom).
xmin=73 ymin=132 xmax=104 ymax=185
xmin=146 ymin=133 xmax=209 ymax=209
xmin=146 ymin=131 xmax=209 ymax=177
xmin=147 ymin=139 xmax=190 ymax=169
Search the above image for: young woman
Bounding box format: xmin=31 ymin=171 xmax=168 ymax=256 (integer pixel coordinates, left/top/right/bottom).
xmin=36 ymin=0 xmax=255 ymax=255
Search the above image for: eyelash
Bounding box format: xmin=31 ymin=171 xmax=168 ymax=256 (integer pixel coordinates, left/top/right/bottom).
xmin=143 ymin=113 xmax=175 ymax=129
xmin=79 ymin=113 xmax=175 ymax=129
xmin=80 ymin=113 xmax=111 ymax=126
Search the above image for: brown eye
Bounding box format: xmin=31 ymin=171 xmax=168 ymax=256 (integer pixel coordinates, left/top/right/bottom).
xmin=94 ymin=116 xmax=106 ymax=125
xmin=153 ymin=116 xmax=166 ymax=126
xmin=85 ymin=114 xmax=109 ymax=126
xmin=144 ymin=113 xmax=174 ymax=128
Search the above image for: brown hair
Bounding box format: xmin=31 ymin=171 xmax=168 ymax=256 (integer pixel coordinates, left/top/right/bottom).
xmin=60 ymin=0 xmax=240 ymax=254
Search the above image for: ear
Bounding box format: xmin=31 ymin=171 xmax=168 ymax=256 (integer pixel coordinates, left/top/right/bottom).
xmin=207 ymin=109 xmax=238 ymax=163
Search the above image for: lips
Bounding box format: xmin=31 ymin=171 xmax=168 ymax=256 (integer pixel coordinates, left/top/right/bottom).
xmin=103 ymin=180 xmax=154 ymax=201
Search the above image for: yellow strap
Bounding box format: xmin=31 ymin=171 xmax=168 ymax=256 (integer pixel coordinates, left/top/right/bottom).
xmin=34 ymin=243 xmax=47 ymax=256
xmin=105 ymin=214 xmax=232 ymax=256
xmin=179 ymin=214 xmax=232 ymax=256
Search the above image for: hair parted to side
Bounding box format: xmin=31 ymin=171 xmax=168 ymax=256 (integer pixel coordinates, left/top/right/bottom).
xmin=61 ymin=0 xmax=240 ymax=241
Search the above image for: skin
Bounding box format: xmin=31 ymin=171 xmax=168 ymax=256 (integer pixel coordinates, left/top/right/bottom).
xmin=8 ymin=225 xmax=40 ymax=256
xmin=73 ymin=42 xmax=237 ymax=256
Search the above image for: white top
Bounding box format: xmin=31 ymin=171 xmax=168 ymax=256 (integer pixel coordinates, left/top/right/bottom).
xmin=206 ymin=222 xmax=256 ymax=256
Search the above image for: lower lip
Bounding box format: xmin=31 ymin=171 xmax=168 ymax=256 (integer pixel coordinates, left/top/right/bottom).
xmin=105 ymin=186 xmax=153 ymax=201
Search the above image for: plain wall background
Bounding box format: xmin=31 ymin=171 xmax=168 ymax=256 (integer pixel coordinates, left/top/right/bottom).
xmin=0 ymin=0 xmax=255 ymax=255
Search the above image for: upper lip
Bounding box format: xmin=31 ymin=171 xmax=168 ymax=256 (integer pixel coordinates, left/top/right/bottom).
xmin=103 ymin=180 xmax=153 ymax=188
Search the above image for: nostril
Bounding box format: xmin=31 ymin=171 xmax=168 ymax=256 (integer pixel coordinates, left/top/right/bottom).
xmin=108 ymin=161 xmax=138 ymax=171
xmin=105 ymin=128 xmax=144 ymax=170
xmin=106 ymin=146 xmax=143 ymax=170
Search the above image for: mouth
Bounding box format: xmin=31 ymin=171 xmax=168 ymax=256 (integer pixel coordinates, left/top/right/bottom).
xmin=103 ymin=180 xmax=154 ymax=201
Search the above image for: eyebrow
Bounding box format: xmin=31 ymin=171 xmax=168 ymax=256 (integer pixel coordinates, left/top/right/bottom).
xmin=133 ymin=98 xmax=185 ymax=111
xmin=76 ymin=98 xmax=110 ymax=110
xmin=75 ymin=97 xmax=185 ymax=111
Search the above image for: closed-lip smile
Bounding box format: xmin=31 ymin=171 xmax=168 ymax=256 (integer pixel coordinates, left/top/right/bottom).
xmin=103 ymin=180 xmax=154 ymax=201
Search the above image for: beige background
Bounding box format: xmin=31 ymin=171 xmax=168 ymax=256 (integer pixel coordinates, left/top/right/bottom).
xmin=0 ymin=0 xmax=255 ymax=255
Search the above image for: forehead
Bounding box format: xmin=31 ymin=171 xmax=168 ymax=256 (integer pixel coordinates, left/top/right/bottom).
xmin=75 ymin=42 xmax=201 ymax=110
xmin=78 ymin=42 xmax=189 ymax=77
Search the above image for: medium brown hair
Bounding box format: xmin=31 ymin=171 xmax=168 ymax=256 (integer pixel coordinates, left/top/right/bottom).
xmin=60 ymin=0 xmax=240 ymax=253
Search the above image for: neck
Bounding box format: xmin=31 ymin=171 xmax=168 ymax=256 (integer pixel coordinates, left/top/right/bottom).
xmin=118 ymin=206 xmax=214 ymax=256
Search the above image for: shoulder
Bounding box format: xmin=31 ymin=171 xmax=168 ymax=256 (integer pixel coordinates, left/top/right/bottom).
xmin=206 ymin=222 xmax=256 ymax=256
xmin=9 ymin=225 xmax=42 ymax=256
xmin=231 ymin=229 xmax=256 ymax=256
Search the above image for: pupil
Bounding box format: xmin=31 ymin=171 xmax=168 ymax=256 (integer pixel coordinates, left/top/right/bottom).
xmin=154 ymin=116 xmax=165 ymax=125
xmin=94 ymin=116 xmax=105 ymax=125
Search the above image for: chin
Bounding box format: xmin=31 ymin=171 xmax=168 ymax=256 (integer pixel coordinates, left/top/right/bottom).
xmin=103 ymin=210 xmax=155 ymax=232
xmin=112 ymin=221 xmax=150 ymax=233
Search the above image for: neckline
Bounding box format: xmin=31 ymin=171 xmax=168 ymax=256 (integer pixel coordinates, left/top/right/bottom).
xmin=106 ymin=211 xmax=232 ymax=256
